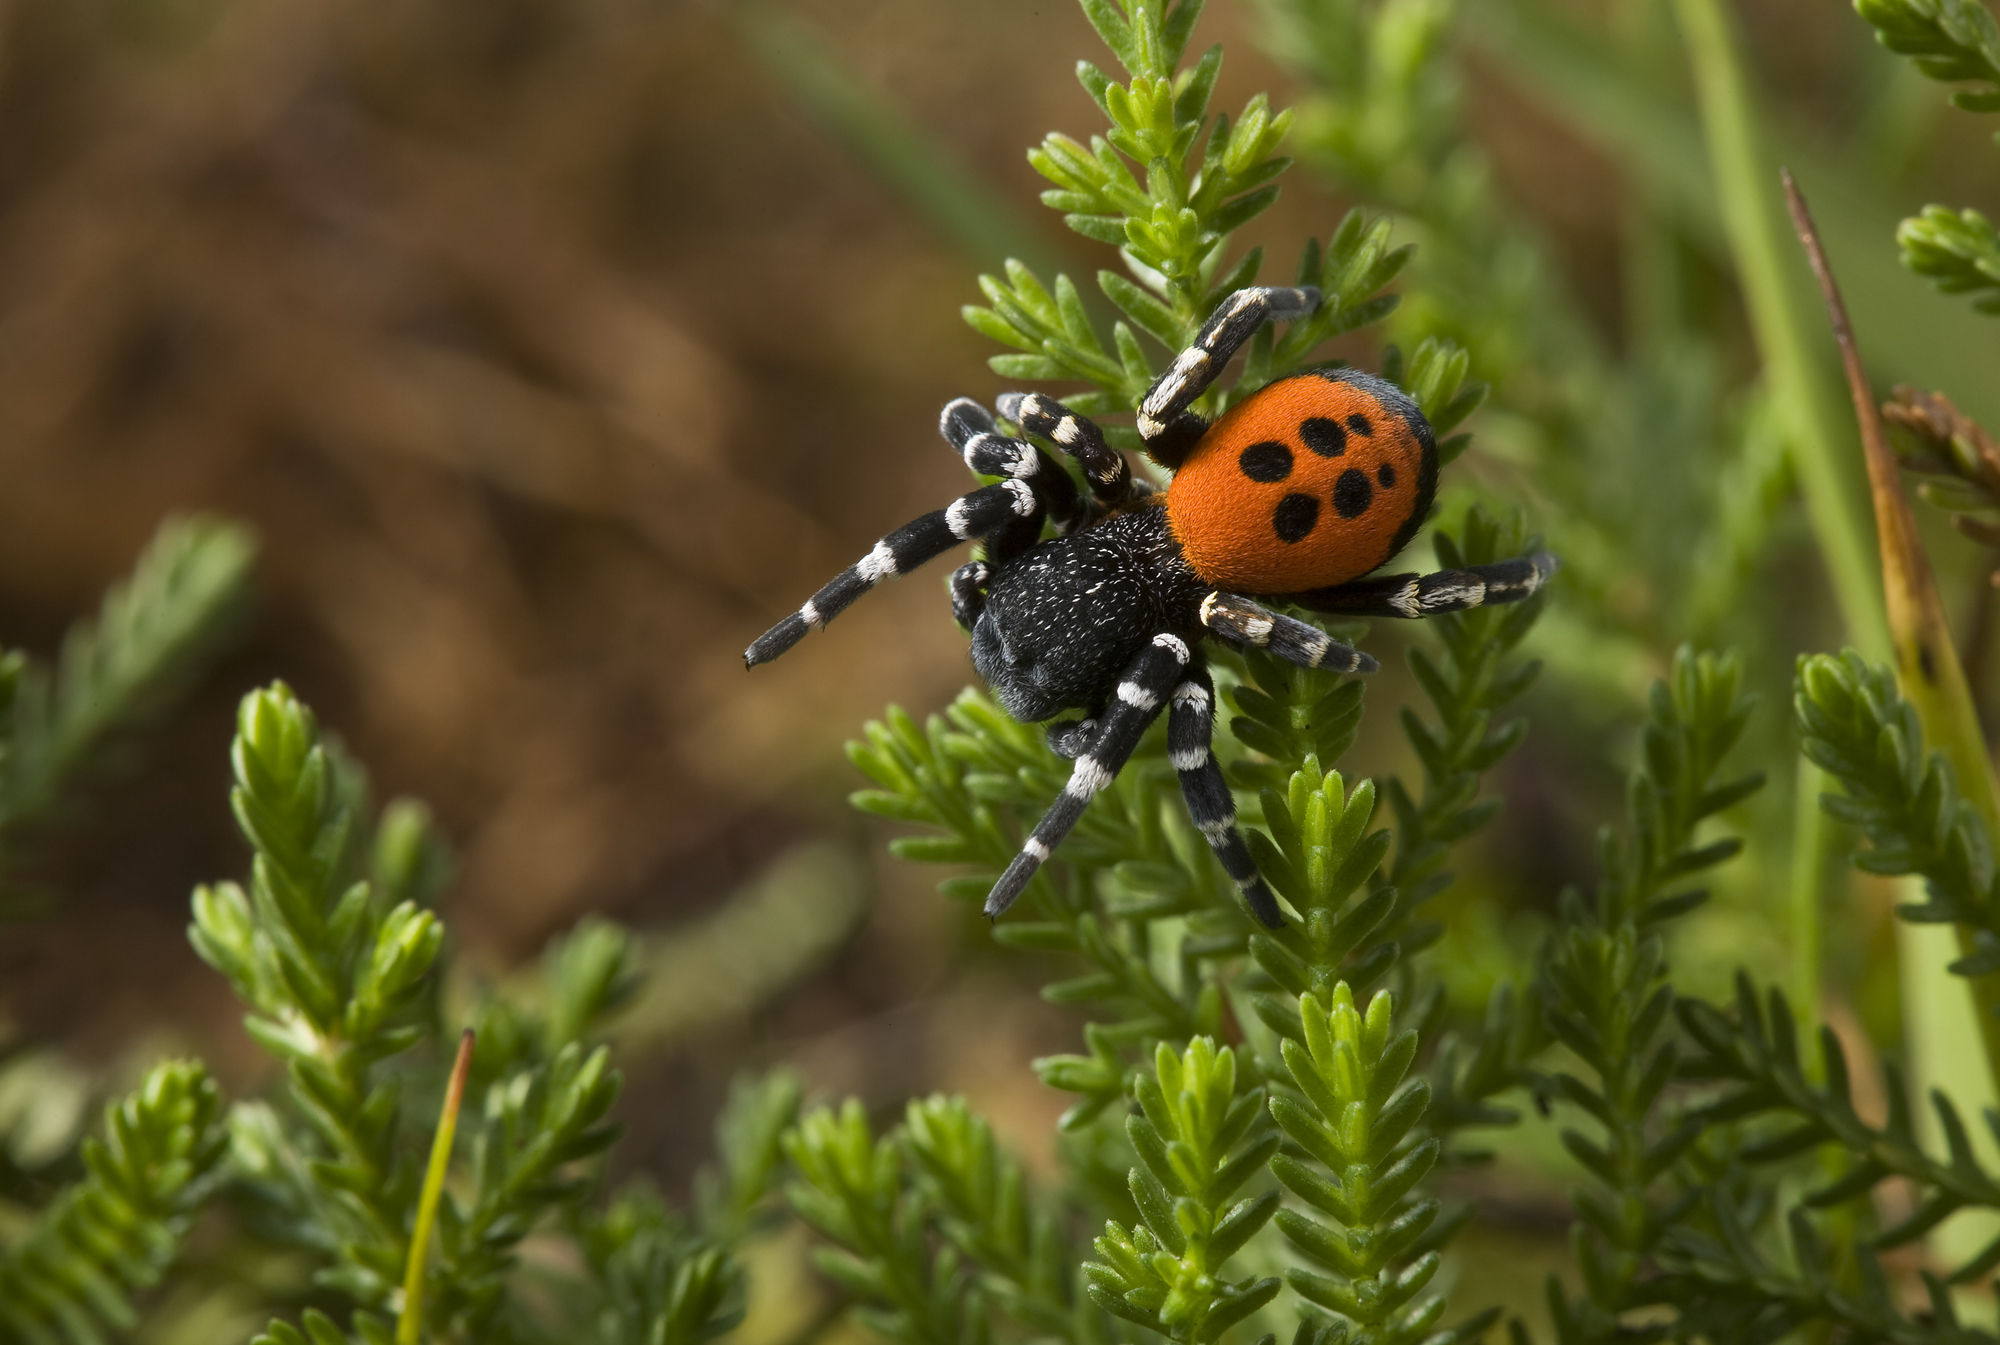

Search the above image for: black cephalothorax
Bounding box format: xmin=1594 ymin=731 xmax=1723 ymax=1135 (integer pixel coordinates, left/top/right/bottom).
xmin=746 ymin=287 xmax=1554 ymax=928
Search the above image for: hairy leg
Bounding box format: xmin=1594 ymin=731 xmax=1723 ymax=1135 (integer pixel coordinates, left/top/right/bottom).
xmin=744 ymin=478 xmax=1047 ymax=668
xmin=997 ymin=391 xmax=1141 ymax=510
xmin=983 ymin=632 xmax=1193 ymax=918
xmin=1135 ymin=286 xmax=1319 ymax=443
xmin=1168 ymin=661 xmax=1284 ymax=928
xmin=1294 ymin=552 xmax=1557 ymax=619
xmin=1198 ymin=592 xmax=1377 ymax=674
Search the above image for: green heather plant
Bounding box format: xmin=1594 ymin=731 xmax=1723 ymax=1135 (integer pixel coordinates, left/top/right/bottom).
xmin=1859 ymin=0 xmax=2000 ymax=315
xmin=806 ymin=2 xmax=2000 ymax=1343
xmin=0 ymin=515 xmax=255 ymax=900
xmin=12 ymin=1 xmax=2000 ymax=1342
xmin=0 ymin=671 xmax=798 ymax=1344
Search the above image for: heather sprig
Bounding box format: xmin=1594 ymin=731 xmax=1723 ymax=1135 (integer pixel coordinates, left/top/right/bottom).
xmin=1084 ymin=1038 xmax=1281 ymax=1342
xmin=0 ymin=515 xmax=253 ymax=893
xmin=0 ymin=1061 xmax=227 ymax=1345
xmin=1538 ymin=648 xmax=1764 ymax=1342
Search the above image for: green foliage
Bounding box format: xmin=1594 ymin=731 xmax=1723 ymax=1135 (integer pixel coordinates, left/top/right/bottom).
xmin=1857 ymin=0 xmax=2000 ymax=321
xmin=1682 ymin=974 xmax=2000 ymax=1282
xmin=580 ymin=1186 xmax=745 ymax=1345
xmin=1259 ymin=0 xmax=1819 ymax=677
xmin=902 ymin=1096 xmax=1079 ymax=1339
xmin=1796 ymin=650 xmax=2000 ymax=963
xmin=1085 ymin=1038 xmax=1280 ymax=1342
xmin=1242 ymin=762 xmax=1394 ymax=1014
xmin=250 ymin=1309 xmax=393 ymax=1345
xmin=1235 ymin=506 xmax=1547 ymax=1120
xmin=180 ymin=681 xmax=773 ymax=1345
xmin=966 ymin=210 xmax=1411 ymax=438
xmin=0 ymin=515 xmax=254 ymax=890
xmin=849 ymin=686 xmax=1239 ymax=1128
xmin=849 ymin=504 xmax=1547 ymax=1147
xmin=0 ymin=1061 xmax=226 ymax=1345
xmin=427 ymin=1042 xmax=624 ymax=1334
xmin=1224 ymin=644 xmax=1366 ymax=798
xmin=1269 ymin=985 xmax=1481 ymax=1345
xmin=1378 ymin=509 xmax=1546 ymax=932
xmin=696 ymin=1069 xmax=803 ymax=1243
xmin=1856 ymin=0 xmax=2000 ymax=111
xmin=576 ymin=1071 xmax=795 ymax=1345
xmin=190 ymin=681 xmax=443 ymax=1310
xmin=1644 ymin=973 xmax=2000 ymax=1342
xmin=1538 ymin=648 xmax=1763 ymax=1342
xmin=1254 ymin=0 xmax=1462 ymax=206
xmin=30 ymin=3 xmax=2000 ymax=1343
xmin=1033 ymin=0 xmax=1293 ymax=309
xmin=784 ymin=1100 xmax=994 ymax=1345
xmin=961 ymin=0 xmax=1483 ymax=445
xmin=1898 ymin=204 xmax=2000 ymax=314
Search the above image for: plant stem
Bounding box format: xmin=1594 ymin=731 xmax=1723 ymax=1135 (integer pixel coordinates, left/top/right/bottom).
xmin=1782 ymin=172 xmax=2000 ymax=1100
xmin=1672 ymin=0 xmax=1889 ymax=658
xmin=399 ymin=1029 xmax=475 ymax=1345
xmin=1789 ymin=755 xmax=1826 ymax=1076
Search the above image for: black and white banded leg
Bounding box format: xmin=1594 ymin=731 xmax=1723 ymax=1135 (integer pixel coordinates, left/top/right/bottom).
xmin=984 ymin=632 xmax=1193 ymax=918
xmin=1198 ymin=592 xmax=1377 ymax=674
xmin=1136 ymin=286 xmax=1320 ymax=442
xmin=1296 ymin=552 xmax=1558 ymax=619
xmin=940 ymin=396 xmax=1078 ymax=569
xmin=1168 ymin=663 xmax=1284 ymax=928
xmin=744 ymin=478 xmax=1046 ymax=667
xmin=995 ymin=391 xmax=1139 ymax=509
xmin=940 ymin=397 xmax=1081 ymax=537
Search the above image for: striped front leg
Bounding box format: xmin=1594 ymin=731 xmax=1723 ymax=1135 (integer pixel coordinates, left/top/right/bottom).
xmin=1168 ymin=664 xmax=1283 ymax=928
xmin=939 ymin=397 xmax=1081 ymax=537
xmin=1136 ymin=286 xmax=1319 ymax=441
xmin=744 ymin=478 xmax=1044 ymax=668
xmin=996 ymin=391 xmax=1139 ymax=509
xmin=983 ymin=632 xmax=1193 ymax=919
xmin=1198 ymin=592 xmax=1377 ymax=675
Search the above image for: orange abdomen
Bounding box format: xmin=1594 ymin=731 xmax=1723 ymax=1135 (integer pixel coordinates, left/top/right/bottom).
xmin=1164 ymin=370 xmax=1436 ymax=594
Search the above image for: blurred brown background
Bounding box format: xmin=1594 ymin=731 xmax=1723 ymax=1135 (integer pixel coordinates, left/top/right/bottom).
xmin=0 ymin=0 xmax=1915 ymax=1198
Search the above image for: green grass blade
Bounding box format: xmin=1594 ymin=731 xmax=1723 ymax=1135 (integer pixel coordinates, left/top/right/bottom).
xmin=1674 ymin=0 xmax=1888 ymax=657
xmin=1467 ymin=0 xmax=2000 ymax=430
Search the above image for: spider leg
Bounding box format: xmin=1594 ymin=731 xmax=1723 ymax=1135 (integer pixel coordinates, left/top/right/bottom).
xmin=949 ymin=561 xmax=990 ymax=631
xmin=984 ymin=632 xmax=1193 ymax=918
xmin=1043 ymin=718 xmax=1097 ymax=759
xmin=939 ymin=397 xmax=1081 ymax=534
xmin=1292 ymin=552 xmax=1558 ymax=618
xmin=994 ymin=392 xmax=1141 ymax=510
xmin=1198 ymin=592 xmax=1378 ymax=674
xmin=744 ymin=478 xmax=1044 ymax=668
xmin=1168 ymin=661 xmax=1283 ymax=929
xmin=1136 ymin=286 xmax=1319 ymax=444
xmin=940 ymin=397 xmax=1075 ymax=568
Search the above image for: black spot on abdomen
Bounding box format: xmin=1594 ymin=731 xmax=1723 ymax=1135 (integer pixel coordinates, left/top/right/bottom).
xmin=1300 ymin=417 xmax=1347 ymax=456
xmin=1333 ymin=468 xmax=1373 ymax=518
xmin=1346 ymin=413 xmax=1373 ymax=436
xmin=1238 ymin=441 xmax=1293 ymax=482
xmin=1273 ymin=492 xmax=1319 ymax=542
xmin=1377 ymin=463 xmax=1396 ymax=487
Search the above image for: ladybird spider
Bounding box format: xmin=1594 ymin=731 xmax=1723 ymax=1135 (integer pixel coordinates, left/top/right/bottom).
xmin=745 ymin=285 xmax=1554 ymax=929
